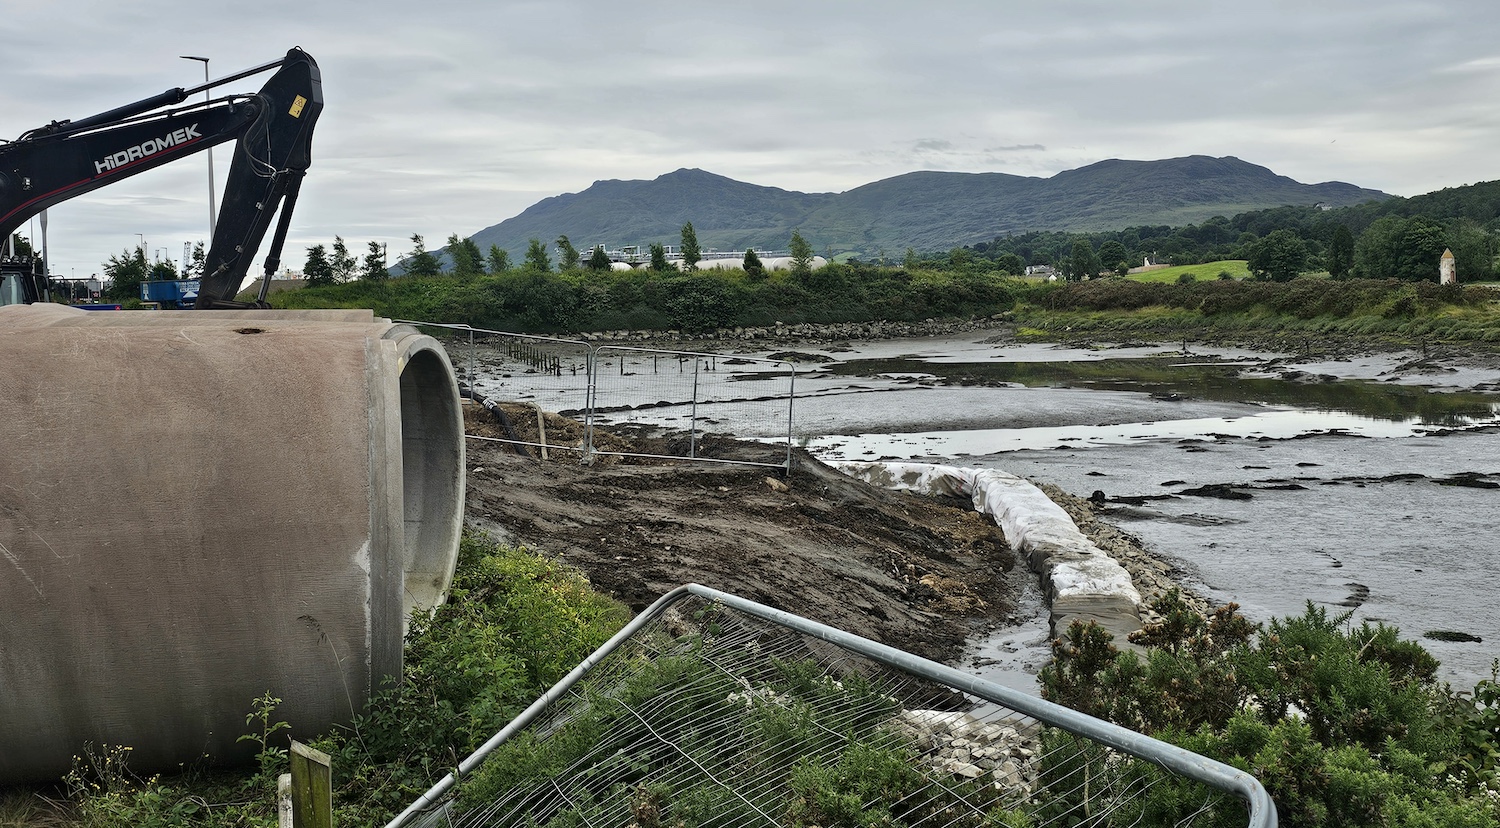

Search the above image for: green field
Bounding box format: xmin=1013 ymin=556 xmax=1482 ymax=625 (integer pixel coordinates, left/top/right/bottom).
xmin=1127 ymin=260 xmax=1250 ymax=283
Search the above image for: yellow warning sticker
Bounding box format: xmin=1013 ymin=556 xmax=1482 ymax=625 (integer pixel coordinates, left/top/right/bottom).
xmin=290 ymin=95 xmax=307 ymax=118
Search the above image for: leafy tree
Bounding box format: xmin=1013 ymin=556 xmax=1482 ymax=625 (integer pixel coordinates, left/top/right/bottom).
xmin=102 ymin=247 xmax=148 ymax=301
xmin=1392 ymin=216 xmax=1452 ymax=282
xmin=679 ymin=222 xmax=701 ymax=271
xmin=789 ymin=229 xmax=815 ymax=278
xmin=1355 ymin=216 xmax=1447 ymax=281
xmin=303 ymin=243 xmax=335 ymax=286
xmin=331 ymin=236 xmax=357 ymax=283
xmin=1248 ymin=229 xmax=1307 ymax=282
xmin=662 ymin=273 xmax=743 ymax=332
xmin=1446 ymin=218 xmax=1497 ymax=282
xmin=361 ymin=240 xmax=388 ymax=281
xmin=1326 ymin=224 xmax=1355 ymax=280
xmin=1097 ymin=240 xmax=1130 ymax=276
xmin=147 ymin=258 xmax=176 ymax=282
xmin=1398 ymin=217 xmax=1448 ymax=280
xmin=585 ymin=245 xmax=612 ymax=272
xmin=1067 ymin=238 xmax=1097 ymax=281
xmin=404 ymin=234 xmax=441 ymax=276
xmin=743 ymin=248 xmax=766 ymax=281
xmin=461 ymin=238 xmax=484 ymax=273
xmin=903 ymin=247 xmax=918 ymax=270
xmin=487 ymin=244 xmax=511 ymax=275
xmin=447 ymin=233 xmax=484 ymax=277
xmin=183 ymin=241 xmax=206 ymax=279
xmin=555 ymin=235 xmax=581 ymax=271
xmin=1354 ymin=216 xmax=1404 ymax=280
xmin=649 ymin=242 xmax=671 ymax=273
xmin=524 ymin=238 xmax=552 ymax=273
xmin=994 ymin=252 xmax=1025 ymax=276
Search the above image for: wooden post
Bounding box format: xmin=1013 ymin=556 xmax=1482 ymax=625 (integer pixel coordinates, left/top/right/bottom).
xmin=533 ymin=402 xmax=549 ymax=461
xmin=277 ymin=773 xmax=294 ymax=828
xmin=290 ymin=740 xmax=333 ymax=828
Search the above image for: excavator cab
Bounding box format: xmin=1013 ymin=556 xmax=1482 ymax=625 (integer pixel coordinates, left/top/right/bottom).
xmin=0 ymin=255 xmax=43 ymax=306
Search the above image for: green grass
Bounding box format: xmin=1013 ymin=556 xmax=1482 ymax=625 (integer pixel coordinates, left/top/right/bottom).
xmin=44 ymin=533 xmax=630 ymax=828
xmin=1010 ymin=276 xmax=1500 ymax=345
xmin=1126 ymin=260 xmax=1249 ymax=283
xmin=454 ymin=638 xmax=1002 ymax=828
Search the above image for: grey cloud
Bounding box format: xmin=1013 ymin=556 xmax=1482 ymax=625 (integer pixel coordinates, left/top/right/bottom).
xmin=6 ymin=0 xmax=1500 ymax=277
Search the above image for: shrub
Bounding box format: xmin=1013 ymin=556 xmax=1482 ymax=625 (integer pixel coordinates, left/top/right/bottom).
xmin=1040 ymin=593 xmax=1499 ymax=827
xmin=309 ymin=534 xmax=628 ymax=821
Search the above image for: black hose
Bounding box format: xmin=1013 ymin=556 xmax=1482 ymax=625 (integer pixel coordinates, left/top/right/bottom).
xmin=460 ymin=383 xmax=534 ymax=459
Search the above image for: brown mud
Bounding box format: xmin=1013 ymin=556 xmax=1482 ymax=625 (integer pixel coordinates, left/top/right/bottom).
xmin=463 ymin=404 xmax=1017 ymax=663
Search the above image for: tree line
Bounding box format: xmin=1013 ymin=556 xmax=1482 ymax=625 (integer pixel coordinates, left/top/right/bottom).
xmin=943 ymin=179 xmax=1500 ymax=284
xmin=366 ymin=222 xmax=819 ymax=281
xmin=98 ymin=242 xmax=206 ymax=301
xmin=81 ymin=174 xmax=1500 ymax=303
xmin=277 ymin=254 xmax=1013 ymax=334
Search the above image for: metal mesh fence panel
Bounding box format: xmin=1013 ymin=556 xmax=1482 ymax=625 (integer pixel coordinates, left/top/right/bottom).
xmin=589 ymin=346 xmax=795 ymax=469
xmin=393 ymin=587 xmax=1271 ymax=828
xmin=409 ymin=324 xmax=595 ymax=457
xmin=401 ymin=323 xmax=796 ymax=470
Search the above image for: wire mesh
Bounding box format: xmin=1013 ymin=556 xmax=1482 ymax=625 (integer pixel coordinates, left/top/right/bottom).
xmin=417 ymin=592 xmax=1258 ymax=828
xmin=405 ymin=324 xmax=595 ymax=456
xmin=459 ymin=331 xmax=594 ymax=418
xmin=589 ymin=346 xmax=794 ymax=469
xmin=398 ymin=322 xmax=796 ymax=469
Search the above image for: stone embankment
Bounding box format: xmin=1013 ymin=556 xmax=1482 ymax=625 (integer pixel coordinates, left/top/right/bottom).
xmin=579 ymin=316 xmax=1009 ymax=345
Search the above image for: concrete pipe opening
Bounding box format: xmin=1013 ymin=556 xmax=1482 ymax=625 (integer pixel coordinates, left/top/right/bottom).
xmin=0 ymin=306 xmax=464 ymax=784
xmin=395 ymin=335 xmax=465 ymax=619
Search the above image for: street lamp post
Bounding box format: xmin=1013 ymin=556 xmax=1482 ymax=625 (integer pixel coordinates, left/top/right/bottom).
xmin=179 ymin=56 xmax=216 ymax=240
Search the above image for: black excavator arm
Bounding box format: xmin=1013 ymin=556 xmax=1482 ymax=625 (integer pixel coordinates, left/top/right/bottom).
xmin=0 ymin=47 xmax=322 ymax=308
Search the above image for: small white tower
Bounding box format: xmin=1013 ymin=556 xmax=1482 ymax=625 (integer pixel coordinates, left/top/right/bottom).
xmin=1439 ymin=249 xmax=1456 ymax=285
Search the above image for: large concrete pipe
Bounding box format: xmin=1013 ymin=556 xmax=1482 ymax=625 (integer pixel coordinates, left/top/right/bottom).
xmin=0 ymin=304 xmax=464 ymax=783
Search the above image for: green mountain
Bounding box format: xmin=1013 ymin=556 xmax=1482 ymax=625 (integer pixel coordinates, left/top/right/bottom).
xmin=466 ymin=156 xmax=1388 ymax=260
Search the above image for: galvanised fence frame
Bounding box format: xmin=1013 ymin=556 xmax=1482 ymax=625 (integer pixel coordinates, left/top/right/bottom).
xmin=399 ymin=321 xmax=797 ymax=471
xmin=386 ymin=583 xmax=1276 ymax=828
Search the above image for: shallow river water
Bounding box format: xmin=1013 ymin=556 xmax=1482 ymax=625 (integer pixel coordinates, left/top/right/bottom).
xmin=477 ymin=330 xmax=1500 ymax=690
xmin=739 ymin=332 xmax=1500 ymax=690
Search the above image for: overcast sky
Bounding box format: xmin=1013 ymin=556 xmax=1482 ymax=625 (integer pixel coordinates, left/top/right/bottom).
xmin=4 ymin=0 xmax=1498 ymax=279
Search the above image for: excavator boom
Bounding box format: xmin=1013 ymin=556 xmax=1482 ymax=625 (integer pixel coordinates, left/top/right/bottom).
xmin=0 ymin=48 xmax=322 ymax=307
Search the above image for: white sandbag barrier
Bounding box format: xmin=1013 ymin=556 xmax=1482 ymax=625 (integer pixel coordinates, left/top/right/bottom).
xmin=834 ymin=462 xmax=1142 ymax=644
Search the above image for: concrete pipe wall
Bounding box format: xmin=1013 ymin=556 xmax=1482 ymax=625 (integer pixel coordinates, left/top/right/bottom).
xmin=0 ymin=304 xmax=464 ymax=783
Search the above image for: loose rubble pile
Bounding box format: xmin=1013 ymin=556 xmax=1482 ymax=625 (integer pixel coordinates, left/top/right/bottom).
xmin=892 ymin=709 xmax=1042 ymax=797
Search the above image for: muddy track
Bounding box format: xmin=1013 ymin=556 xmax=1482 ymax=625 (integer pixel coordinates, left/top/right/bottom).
xmin=463 ymin=405 xmax=1017 ymax=663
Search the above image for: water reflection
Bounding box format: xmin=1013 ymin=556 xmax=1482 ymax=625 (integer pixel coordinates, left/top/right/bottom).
xmin=827 ymin=357 xmax=1500 ymax=426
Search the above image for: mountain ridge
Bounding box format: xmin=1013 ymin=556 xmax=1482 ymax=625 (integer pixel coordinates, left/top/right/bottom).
xmin=465 ymin=156 xmax=1389 ymax=260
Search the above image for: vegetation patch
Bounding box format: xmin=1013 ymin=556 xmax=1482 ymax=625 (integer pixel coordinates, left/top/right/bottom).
xmin=1127 ymin=260 xmax=1250 ymax=283
xmin=1042 ymin=590 xmax=1500 ymax=827
xmin=20 ymin=533 xmax=628 ymax=827
xmin=1426 ymin=630 xmax=1485 ymax=644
